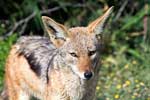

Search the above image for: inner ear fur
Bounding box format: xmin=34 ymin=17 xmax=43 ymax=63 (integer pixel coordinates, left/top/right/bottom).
xmin=88 ymin=6 xmax=113 ymax=35
xmin=42 ymin=16 xmax=68 ymax=47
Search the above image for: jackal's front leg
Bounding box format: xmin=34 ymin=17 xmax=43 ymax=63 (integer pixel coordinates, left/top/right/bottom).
xmin=6 ymin=76 xmax=30 ymax=100
xmin=8 ymin=88 xmax=30 ymax=100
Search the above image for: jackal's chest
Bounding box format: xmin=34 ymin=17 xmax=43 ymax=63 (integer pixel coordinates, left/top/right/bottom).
xmin=50 ymin=70 xmax=86 ymax=100
xmin=64 ymin=78 xmax=85 ymax=100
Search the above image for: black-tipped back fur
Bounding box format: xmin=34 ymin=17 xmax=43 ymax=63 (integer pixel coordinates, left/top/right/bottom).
xmin=17 ymin=36 xmax=57 ymax=82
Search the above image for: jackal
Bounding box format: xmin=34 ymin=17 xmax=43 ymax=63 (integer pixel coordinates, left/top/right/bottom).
xmin=4 ymin=7 xmax=113 ymax=100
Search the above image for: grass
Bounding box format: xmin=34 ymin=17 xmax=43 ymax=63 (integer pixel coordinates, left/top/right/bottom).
xmin=0 ymin=34 xmax=149 ymax=100
xmin=96 ymin=41 xmax=150 ymax=99
xmin=0 ymin=8 xmax=150 ymax=99
xmin=0 ymin=0 xmax=150 ymax=100
xmin=0 ymin=34 xmax=17 ymax=91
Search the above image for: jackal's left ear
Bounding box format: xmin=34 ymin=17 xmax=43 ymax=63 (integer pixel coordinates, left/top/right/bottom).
xmin=88 ymin=7 xmax=113 ymax=35
xmin=42 ymin=16 xmax=68 ymax=47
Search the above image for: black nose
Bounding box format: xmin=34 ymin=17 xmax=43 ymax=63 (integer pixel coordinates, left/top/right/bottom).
xmin=84 ymin=71 xmax=93 ymax=80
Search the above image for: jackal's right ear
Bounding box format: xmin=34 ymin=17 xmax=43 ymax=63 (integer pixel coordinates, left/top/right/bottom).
xmin=88 ymin=7 xmax=113 ymax=35
xmin=42 ymin=16 xmax=68 ymax=47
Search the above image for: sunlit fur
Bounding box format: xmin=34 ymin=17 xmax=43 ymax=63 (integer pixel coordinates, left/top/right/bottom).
xmin=4 ymin=7 xmax=113 ymax=100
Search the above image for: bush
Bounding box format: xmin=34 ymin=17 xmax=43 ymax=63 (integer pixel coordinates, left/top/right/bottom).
xmin=0 ymin=0 xmax=150 ymax=99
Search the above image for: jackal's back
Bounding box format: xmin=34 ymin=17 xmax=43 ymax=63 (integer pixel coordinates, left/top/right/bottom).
xmin=16 ymin=36 xmax=58 ymax=82
xmin=4 ymin=7 xmax=113 ymax=100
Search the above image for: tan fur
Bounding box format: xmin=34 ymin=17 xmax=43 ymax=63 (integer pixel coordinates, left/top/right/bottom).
xmin=5 ymin=46 xmax=87 ymax=100
xmin=78 ymin=56 xmax=92 ymax=73
xmin=88 ymin=6 xmax=113 ymax=34
xmin=5 ymin=7 xmax=113 ymax=100
xmin=5 ymin=46 xmax=44 ymax=100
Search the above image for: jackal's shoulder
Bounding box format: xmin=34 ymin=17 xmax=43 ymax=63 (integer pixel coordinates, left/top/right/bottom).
xmin=14 ymin=36 xmax=57 ymax=80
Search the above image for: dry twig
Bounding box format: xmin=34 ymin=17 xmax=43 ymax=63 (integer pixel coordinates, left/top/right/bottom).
xmin=0 ymin=3 xmax=86 ymax=40
xmin=114 ymin=0 xmax=129 ymax=21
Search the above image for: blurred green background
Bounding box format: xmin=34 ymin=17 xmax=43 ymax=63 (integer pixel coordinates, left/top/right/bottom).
xmin=0 ymin=0 xmax=150 ymax=100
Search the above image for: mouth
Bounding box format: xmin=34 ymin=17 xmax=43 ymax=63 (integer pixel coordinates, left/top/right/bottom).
xmin=70 ymin=65 xmax=94 ymax=80
xmin=70 ymin=68 xmax=85 ymax=79
xmin=73 ymin=71 xmax=94 ymax=80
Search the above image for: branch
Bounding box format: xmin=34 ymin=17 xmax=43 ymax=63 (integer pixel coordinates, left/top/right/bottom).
xmin=0 ymin=4 xmax=86 ymax=40
xmin=0 ymin=6 xmax=58 ymax=40
xmin=41 ymin=7 xmax=60 ymax=15
xmin=114 ymin=0 xmax=129 ymax=21
xmin=4 ymin=12 xmax=36 ymax=38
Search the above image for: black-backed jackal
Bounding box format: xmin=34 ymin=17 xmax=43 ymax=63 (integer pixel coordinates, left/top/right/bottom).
xmin=4 ymin=7 xmax=113 ymax=100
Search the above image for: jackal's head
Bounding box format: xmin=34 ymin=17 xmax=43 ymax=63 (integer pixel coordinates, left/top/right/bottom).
xmin=42 ymin=7 xmax=113 ymax=80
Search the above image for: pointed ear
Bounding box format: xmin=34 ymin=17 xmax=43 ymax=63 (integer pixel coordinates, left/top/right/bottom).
xmin=88 ymin=6 xmax=113 ymax=35
xmin=42 ymin=16 xmax=68 ymax=47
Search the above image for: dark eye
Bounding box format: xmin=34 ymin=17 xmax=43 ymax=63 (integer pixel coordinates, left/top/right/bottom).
xmin=88 ymin=50 xmax=96 ymax=56
xmin=70 ymin=52 xmax=78 ymax=57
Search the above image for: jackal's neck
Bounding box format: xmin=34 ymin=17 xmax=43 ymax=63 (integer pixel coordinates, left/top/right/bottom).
xmin=63 ymin=73 xmax=86 ymax=100
xmin=49 ymin=65 xmax=86 ymax=100
xmin=47 ymin=52 xmax=99 ymax=100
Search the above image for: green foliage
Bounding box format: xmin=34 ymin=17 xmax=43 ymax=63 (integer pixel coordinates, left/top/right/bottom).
xmin=0 ymin=0 xmax=150 ymax=99
xmin=94 ymin=2 xmax=150 ymax=99
xmin=0 ymin=34 xmax=17 ymax=90
xmin=96 ymin=44 xmax=150 ymax=100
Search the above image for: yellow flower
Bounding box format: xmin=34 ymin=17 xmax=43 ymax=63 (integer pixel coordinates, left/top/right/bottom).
xmin=133 ymin=92 xmax=139 ymax=96
xmin=132 ymin=60 xmax=137 ymax=65
xmin=132 ymin=95 xmax=135 ymax=99
xmin=124 ymin=64 xmax=129 ymax=69
xmin=96 ymin=86 xmax=100 ymax=90
xmin=136 ymin=84 xmax=140 ymax=88
xmin=114 ymin=94 xmax=119 ymax=99
xmin=106 ymin=98 xmax=110 ymax=100
xmin=140 ymin=82 xmax=145 ymax=86
xmin=110 ymin=73 xmax=114 ymax=77
xmin=147 ymin=97 xmax=150 ymax=100
xmin=116 ymin=84 xmax=122 ymax=89
xmin=125 ymin=80 xmax=131 ymax=86
xmin=135 ymin=79 xmax=139 ymax=83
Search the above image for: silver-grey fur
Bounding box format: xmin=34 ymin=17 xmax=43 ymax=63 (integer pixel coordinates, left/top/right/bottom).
xmin=17 ymin=36 xmax=58 ymax=83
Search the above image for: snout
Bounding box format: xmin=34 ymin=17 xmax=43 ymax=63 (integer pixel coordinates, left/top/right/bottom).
xmin=84 ymin=70 xmax=93 ymax=80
